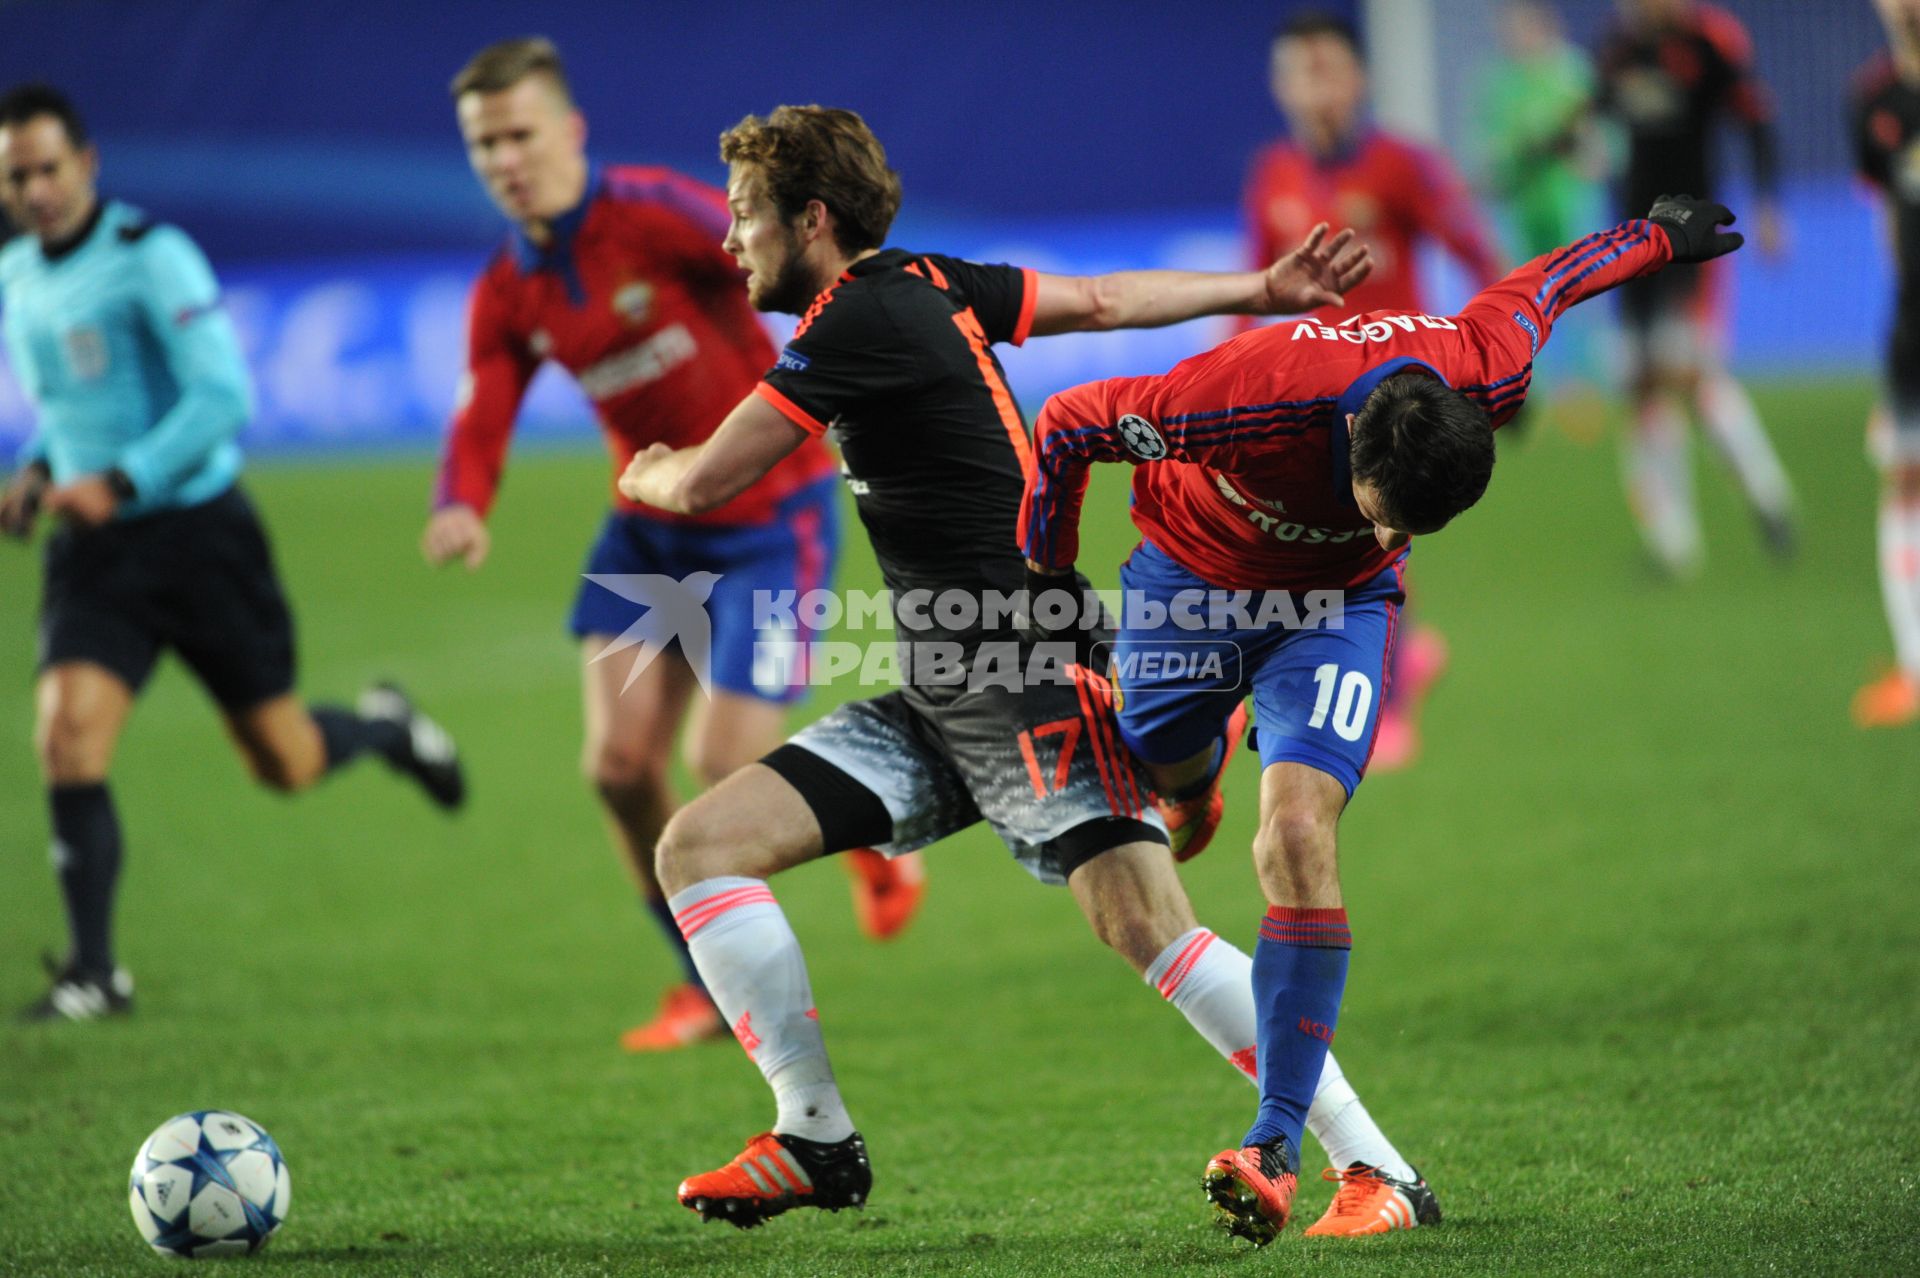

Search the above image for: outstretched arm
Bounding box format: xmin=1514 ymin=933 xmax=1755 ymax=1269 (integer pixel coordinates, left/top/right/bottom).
xmin=617 ymin=391 xmax=808 ymax=516
xmin=1028 ymin=224 xmax=1371 ymax=337
xmin=1452 ymin=197 xmax=1737 ymax=424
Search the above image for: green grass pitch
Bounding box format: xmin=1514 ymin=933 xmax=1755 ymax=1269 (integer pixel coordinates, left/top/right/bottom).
xmin=1 ymin=378 xmax=1916 ymax=1275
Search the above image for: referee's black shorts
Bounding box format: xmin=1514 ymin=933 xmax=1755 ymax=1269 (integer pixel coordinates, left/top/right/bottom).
xmin=38 ymin=485 xmax=297 ymax=709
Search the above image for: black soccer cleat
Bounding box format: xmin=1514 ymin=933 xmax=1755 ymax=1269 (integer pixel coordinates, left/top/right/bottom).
xmin=677 ymin=1130 xmax=872 ymax=1229
xmin=18 ymin=954 xmax=134 ymax=1023
xmin=358 ymin=682 xmax=466 ymax=810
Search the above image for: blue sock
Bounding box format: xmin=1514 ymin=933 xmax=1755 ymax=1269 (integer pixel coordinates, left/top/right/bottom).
xmin=1244 ymin=906 xmax=1351 ymax=1153
xmin=646 ymin=895 xmax=706 ymax=993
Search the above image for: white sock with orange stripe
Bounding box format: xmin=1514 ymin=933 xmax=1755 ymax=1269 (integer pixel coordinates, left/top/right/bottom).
xmin=1144 ymin=927 xmax=1414 ymax=1178
xmin=672 ymin=876 xmax=854 ymax=1144
xmin=1623 ymin=395 xmax=1701 ymax=574
xmin=1697 ymin=371 xmax=1793 ymax=518
xmin=1879 ymin=496 xmax=1920 ymax=677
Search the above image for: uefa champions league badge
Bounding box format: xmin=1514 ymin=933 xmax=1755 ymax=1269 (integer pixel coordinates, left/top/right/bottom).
xmin=1118 ymin=414 xmax=1169 ymax=461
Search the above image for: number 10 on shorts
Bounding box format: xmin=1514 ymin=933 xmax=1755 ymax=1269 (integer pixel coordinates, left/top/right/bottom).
xmin=1307 ymin=664 xmax=1373 ymax=742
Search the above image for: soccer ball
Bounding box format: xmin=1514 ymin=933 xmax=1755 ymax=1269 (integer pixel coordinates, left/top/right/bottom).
xmin=128 ymin=1110 xmax=290 ymax=1258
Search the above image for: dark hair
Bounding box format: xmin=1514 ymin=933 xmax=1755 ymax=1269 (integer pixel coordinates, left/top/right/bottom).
xmin=720 ymin=105 xmax=902 ymax=254
xmin=0 ymin=83 xmax=89 ymax=148
xmin=1273 ymin=10 xmax=1363 ymax=55
xmin=451 ymin=36 xmax=572 ymax=104
xmin=1348 ymin=373 xmax=1495 ymax=534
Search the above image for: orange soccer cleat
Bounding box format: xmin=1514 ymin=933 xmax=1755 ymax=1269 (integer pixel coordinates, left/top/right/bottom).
xmin=1159 ymin=702 xmax=1248 ymax=863
xmin=1202 ymin=1136 xmax=1298 ymax=1246
xmin=1370 ymin=626 xmax=1449 ymax=774
xmin=1852 ymin=669 xmax=1920 ymax=729
xmin=1302 ymin=1163 xmax=1442 ymax=1237
xmin=619 ymin=982 xmax=725 ymax=1053
xmin=843 ymin=849 xmax=926 ymax=941
xmin=678 ymin=1129 xmax=872 ymax=1228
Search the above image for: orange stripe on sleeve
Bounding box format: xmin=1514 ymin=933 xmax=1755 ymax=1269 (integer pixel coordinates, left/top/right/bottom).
xmin=753 ymin=381 xmax=829 ymax=437
xmin=1011 ymin=267 xmax=1039 ymax=347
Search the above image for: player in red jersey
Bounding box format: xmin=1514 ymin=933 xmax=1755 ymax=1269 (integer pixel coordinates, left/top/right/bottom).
xmin=419 ymin=39 xmax=922 ymax=1054
xmin=1243 ymin=11 xmax=1506 ymax=770
xmin=1597 ymin=0 xmax=1796 ymax=575
xmin=1851 ymin=0 xmax=1920 ymax=728
xmin=1020 ymin=198 xmax=1744 ymax=1243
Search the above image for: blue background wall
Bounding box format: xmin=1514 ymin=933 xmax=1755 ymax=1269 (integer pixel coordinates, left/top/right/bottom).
xmin=0 ymin=0 xmax=1894 ymax=453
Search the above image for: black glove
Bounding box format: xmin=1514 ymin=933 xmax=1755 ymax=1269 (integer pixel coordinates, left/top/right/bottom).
xmin=1647 ymin=194 xmax=1743 ymax=264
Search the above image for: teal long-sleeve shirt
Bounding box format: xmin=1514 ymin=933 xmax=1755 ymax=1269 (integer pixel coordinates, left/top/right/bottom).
xmin=1 ymin=199 xmax=249 ymax=516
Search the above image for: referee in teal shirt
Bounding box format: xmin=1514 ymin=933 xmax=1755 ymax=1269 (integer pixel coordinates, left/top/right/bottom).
xmin=0 ymin=85 xmax=466 ymax=1021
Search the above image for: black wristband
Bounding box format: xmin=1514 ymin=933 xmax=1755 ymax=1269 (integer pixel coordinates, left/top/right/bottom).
xmin=103 ymin=467 xmax=138 ymax=502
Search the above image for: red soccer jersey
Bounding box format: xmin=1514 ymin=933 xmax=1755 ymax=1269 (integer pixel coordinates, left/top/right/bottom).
xmin=434 ymin=163 xmax=834 ymax=525
xmin=1020 ymin=220 xmax=1673 ymax=591
xmin=1242 ymin=129 xmax=1503 ymax=324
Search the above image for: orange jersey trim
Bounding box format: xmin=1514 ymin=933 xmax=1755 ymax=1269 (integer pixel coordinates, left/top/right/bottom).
xmin=754 ymin=381 xmax=828 ymax=437
xmin=952 ymin=308 xmax=1034 ymax=476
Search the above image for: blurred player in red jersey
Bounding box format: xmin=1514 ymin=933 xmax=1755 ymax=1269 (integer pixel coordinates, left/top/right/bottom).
xmin=1597 ymin=0 xmax=1796 ymax=576
xmin=1851 ymin=0 xmax=1920 ymax=727
xmin=419 ymin=39 xmax=923 ymax=1053
xmin=1243 ymin=11 xmax=1506 ymax=771
xmin=1020 ymin=197 xmax=1745 ymax=1245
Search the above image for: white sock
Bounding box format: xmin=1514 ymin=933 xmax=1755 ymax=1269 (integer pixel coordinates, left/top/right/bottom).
xmin=1879 ymin=497 xmax=1920 ymax=677
xmin=1142 ymin=927 xmax=1413 ymax=1177
xmin=1624 ymin=396 xmax=1702 ymax=574
xmin=1309 ymin=1052 xmax=1417 ymax=1181
xmin=671 ymin=876 xmax=853 ymax=1142
xmin=1697 ymin=371 xmax=1794 ymax=517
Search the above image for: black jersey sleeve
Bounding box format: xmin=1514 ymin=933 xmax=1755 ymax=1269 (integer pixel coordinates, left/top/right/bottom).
xmin=917 ymin=255 xmax=1039 ymax=347
xmin=755 ymin=289 xmax=923 ymax=436
xmin=1855 ymin=90 xmax=1889 ymax=189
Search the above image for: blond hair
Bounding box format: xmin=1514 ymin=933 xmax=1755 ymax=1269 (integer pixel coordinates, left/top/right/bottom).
xmin=720 ymin=105 xmax=902 ymax=253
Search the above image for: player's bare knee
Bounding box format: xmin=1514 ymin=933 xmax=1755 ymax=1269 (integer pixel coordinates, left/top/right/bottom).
xmin=1252 ymin=805 xmax=1337 ymax=896
xmin=585 ymin=739 xmax=670 ymax=805
xmin=685 ymin=739 xmax=758 ymax=792
xmin=1892 ymin=463 xmax=1920 ymax=502
xmin=244 ymin=745 xmax=321 ymax=795
xmin=35 ymin=704 xmax=109 ymax=784
xmin=654 ymin=796 xmax=743 ymax=896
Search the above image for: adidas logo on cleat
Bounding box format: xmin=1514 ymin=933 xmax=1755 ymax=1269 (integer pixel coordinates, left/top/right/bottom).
xmin=678 ymin=1130 xmax=871 ymax=1230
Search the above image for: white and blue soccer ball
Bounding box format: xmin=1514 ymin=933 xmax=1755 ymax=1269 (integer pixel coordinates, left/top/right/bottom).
xmin=128 ymin=1110 xmax=290 ymax=1258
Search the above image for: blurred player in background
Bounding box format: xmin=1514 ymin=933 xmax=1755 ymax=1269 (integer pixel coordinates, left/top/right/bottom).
xmin=619 ymin=104 xmax=1430 ymax=1239
xmin=1851 ymin=0 xmax=1920 ymax=728
xmin=1020 ymin=196 xmax=1746 ymax=1245
xmin=1597 ymin=0 xmax=1796 ymax=575
xmin=1244 ymin=10 xmax=1506 ymax=770
xmin=421 ymin=39 xmax=921 ymax=1055
xmin=0 ymin=84 xmax=465 ymax=1022
xmin=1475 ymin=0 xmax=1607 ymax=439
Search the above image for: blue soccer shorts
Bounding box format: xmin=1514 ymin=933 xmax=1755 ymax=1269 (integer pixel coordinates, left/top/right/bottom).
xmin=1108 ymin=539 xmax=1407 ymax=797
xmin=568 ymin=475 xmax=840 ymax=704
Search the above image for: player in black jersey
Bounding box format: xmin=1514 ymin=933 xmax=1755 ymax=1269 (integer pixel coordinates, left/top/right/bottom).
xmin=1597 ymin=0 xmax=1796 ymax=575
xmin=1852 ymin=0 xmax=1920 ymax=728
xmin=607 ymin=105 xmax=1432 ymax=1232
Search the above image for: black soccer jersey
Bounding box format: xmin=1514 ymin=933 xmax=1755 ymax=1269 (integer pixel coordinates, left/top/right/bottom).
xmin=754 ymin=249 xmax=1039 ymax=647
xmin=1854 ymin=53 xmax=1920 ymax=306
xmin=1597 ymin=2 xmax=1778 ymax=217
